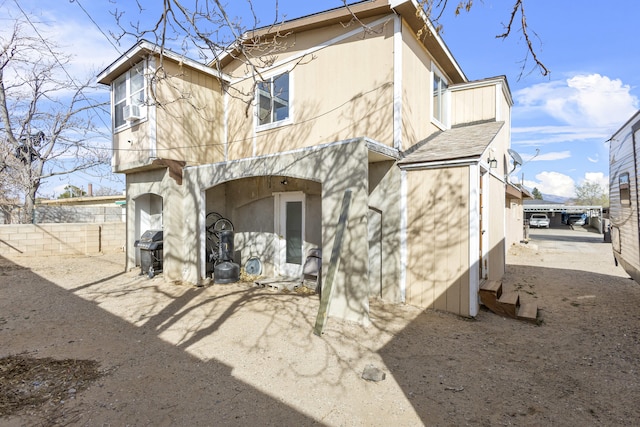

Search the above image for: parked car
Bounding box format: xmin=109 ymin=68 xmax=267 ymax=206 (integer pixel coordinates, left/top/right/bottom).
xmin=568 ymin=215 xmax=586 ymax=226
xmin=529 ymin=214 xmax=550 ymax=228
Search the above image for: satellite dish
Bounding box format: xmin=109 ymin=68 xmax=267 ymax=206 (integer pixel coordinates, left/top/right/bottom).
xmin=507 ymin=148 xmax=523 ymax=166
xmin=507 ymin=148 xmax=523 ymax=174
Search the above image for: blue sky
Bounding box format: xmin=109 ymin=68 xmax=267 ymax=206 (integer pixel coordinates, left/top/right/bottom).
xmin=4 ymin=0 xmax=639 ymax=199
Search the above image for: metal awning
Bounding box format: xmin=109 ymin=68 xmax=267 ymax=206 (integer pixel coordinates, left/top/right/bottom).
xmin=524 ymin=204 xmax=603 ymax=215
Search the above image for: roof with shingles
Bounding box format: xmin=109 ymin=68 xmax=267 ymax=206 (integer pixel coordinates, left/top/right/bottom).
xmin=399 ymin=120 xmax=505 ymax=165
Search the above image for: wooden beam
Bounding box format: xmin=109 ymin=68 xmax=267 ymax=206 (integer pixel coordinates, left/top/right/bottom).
xmin=313 ymin=189 xmax=352 ymax=336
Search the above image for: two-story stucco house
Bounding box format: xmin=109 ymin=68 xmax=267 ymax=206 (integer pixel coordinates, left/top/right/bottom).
xmin=97 ymin=0 xmax=524 ymax=324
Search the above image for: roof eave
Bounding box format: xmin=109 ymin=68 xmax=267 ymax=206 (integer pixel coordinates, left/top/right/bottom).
xmin=213 ymin=0 xmax=391 ymax=68
xmin=398 ymin=157 xmax=479 ymax=170
xmin=97 ymin=40 xmax=232 ymax=85
xmin=389 ymin=0 xmax=467 ymax=83
xmin=213 ymin=0 xmax=467 ymax=85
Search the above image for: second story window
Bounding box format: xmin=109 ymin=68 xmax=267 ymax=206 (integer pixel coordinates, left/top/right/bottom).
xmin=113 ymin=61 xmax=146 ymax=130
xmin=257 ymin=72 xmax=290 ymax=127
xmin=432 ymin=70 xmax=448 ymax=126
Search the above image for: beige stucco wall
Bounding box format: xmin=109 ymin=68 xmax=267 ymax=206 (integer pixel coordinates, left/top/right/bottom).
xmin=113 ymin=118 xmax=152 ymax=171
xmin=156 ymin=60 xmax=225 ymax=165
xmin=405 ymin=166 xmax=471 ymax=316
xmin=205 ymin=177 xmax=323 ymax=277
xmin=113 ymin=57 xmax=225 ymax=173
xmin=224 ymin=16 xmax=395 ymax=161
xmin=125 ymin=168 xmax=185 ymax=280
xmin=368 ymin=160 xmax=402 ymax=302
xmin=401 ymin=20 xmax=440 ymax=148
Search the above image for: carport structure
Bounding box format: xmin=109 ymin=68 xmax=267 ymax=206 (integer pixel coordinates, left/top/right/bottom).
xmin=524 ymin=203 xmax=604 ymax=232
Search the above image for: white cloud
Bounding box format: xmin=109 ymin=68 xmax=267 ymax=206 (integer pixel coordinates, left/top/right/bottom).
xmin=513 ymin=74 xmax=639 ymax=146
xmin=523 ymin=171 xmax=575 ymax=198
xmin=524 ymin=171 xmax=610 ymax=199
xmin=512 ymin=125 xmax=611 ymax=146
xmin=2 ymin=3 xmax=122 ymax=82
xmin=583 ymin=172 xmax=609 ymax=193
xmin=529 ymin=151 xmax=571 ymax=161
xmin=515 ymin=74 xmax=638 ymax=129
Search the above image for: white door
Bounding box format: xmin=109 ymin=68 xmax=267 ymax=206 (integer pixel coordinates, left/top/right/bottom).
xmin=275 ymin=192 xmax=305 ymax=277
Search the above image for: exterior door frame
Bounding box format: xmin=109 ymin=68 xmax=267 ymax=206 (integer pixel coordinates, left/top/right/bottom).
xmin=134 ymin=193 xmax=163 ymax=266
xmin=274 ymin=191 xmax=306 ymax=277
xmin=480 ymin=170 xmax=489 ymax=280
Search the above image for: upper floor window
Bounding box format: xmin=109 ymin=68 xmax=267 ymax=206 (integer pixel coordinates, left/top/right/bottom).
xmin=432 ymin=70 xmax=448 ymax=125
xmin=257 ymin=72 xmax=290 ymax=128
xmin=113 ymin=61 xmax=146 ymax=129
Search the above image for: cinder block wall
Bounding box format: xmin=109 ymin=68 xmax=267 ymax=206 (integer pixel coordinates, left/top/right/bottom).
xmin=0 ymin=222 xmax=125 ymax=257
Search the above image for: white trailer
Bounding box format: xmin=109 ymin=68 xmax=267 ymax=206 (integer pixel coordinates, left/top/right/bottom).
xmin=609 ymin=110 xmax=640 ymax=283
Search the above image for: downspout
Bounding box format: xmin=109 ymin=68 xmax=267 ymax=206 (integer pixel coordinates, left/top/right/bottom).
xmin=393 ymin=13 xmax=403 ymax=151
xmin=148 ymin=56 xmax=157 ymax=159
xmin=469 ymin=164 xmax=480 ymax=317
xmin=393 ymin=13 xmax=407 ymax=302
xmin=400 ymin=169 xmax=407 ymax=303
xmin=224 ymin=87 xmax=229 ymax=161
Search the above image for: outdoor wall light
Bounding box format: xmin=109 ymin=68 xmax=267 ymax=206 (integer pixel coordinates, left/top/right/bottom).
xmin=488 ymin=157 xmax=498 ymax=169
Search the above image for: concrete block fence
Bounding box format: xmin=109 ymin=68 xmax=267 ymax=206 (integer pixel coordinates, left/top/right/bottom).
xmin=0 ymin=222 xmax=125 ymax=257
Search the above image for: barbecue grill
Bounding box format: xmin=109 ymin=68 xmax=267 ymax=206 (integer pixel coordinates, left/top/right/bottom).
xmin=134 ymin=229 xmax=163 ymax=278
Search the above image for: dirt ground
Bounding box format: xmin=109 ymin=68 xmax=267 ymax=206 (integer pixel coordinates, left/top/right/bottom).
xmin=1 ymin=226 xmax=640 ymax=426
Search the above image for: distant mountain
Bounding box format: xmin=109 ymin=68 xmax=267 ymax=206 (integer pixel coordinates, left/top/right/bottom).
xmin=542 ymin=194 xmax=570 ymax=203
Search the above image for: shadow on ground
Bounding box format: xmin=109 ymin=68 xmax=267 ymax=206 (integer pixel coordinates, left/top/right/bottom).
xmin=0 ymin=254 xmax=318 ymax=425
xmin=378 ymin=260 xmax=640 ymax=425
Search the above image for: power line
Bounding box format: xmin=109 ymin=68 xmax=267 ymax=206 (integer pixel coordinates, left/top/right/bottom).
xmin=70 ymin=0 xmax=123 ymax=56
xmin=12 ymin=0 xmax=111 ymax=130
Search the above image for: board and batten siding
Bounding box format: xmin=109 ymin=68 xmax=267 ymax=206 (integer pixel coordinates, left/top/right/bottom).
xmin=450 ymin=85 xmax=496 ymax=127
xmin=405 ymin=166 xmax=471 ymax=316
xmin=609 ymin=117 xmax=640 ymax=281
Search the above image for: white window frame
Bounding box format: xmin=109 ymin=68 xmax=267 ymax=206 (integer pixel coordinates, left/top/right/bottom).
xmin=255 ymin=70 xmax=292 ymax=132
xmin=432 ymin=64 xmax=449 ymax=129
xmin=113 ymin=60 xmax=147 ymax=132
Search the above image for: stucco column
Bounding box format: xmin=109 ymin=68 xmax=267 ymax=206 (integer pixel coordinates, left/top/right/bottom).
xmin=180 ymin=173 xmax=202 ymax=285
xmin=320 ymin=140 xmax=370 ymax=325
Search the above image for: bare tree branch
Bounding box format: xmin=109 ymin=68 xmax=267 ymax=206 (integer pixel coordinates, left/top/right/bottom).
xmin=416 ymin=0 xmax=549 ymax=78
xmin=496 ymin=0 xmax=549 ymax=77
xmin=0 ymin=18 xmax=111 ymax=223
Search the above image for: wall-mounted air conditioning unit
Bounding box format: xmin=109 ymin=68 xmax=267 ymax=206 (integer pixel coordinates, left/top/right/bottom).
xmin=123 ymin=104 xmax=141 ymax=121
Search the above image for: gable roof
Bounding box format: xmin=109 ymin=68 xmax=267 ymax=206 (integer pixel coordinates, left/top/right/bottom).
xmin=216 ymin=0 xmax=467 ymax=84
xmin=97 ymin=40 xmax=231 ymax=85
xmin=398 ymin=120 xmax=505 ymax=166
